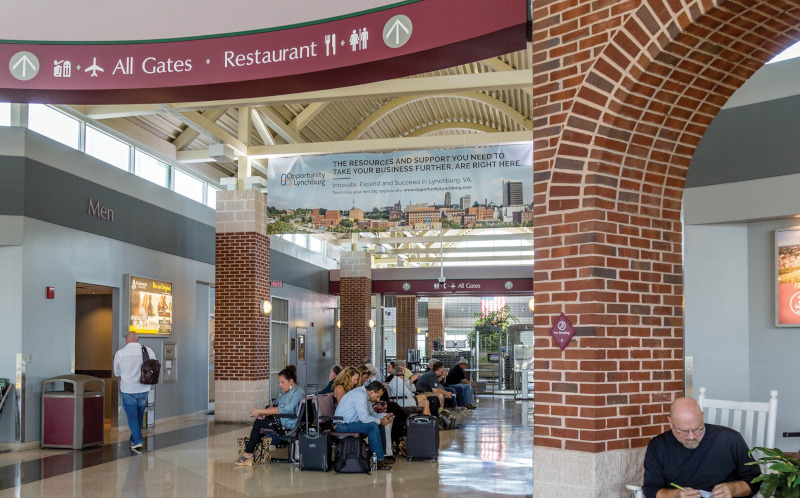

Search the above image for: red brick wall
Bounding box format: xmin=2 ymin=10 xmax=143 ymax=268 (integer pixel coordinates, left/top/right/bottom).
xmin=532 ymin=0 xmax=800 ymax=452
xmin=428 ymin=308 xmax=444 ymax=353
xmin=215 ymin=232 xmax=270 ymax=381
xmin=396 ymin=296 xmax=417 ymax=362
xmin=340 ymin=276 xmax=372 ymax=367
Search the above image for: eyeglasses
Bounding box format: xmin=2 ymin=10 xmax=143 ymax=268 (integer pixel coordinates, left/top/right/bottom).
xmin=673 ymin=425 xmax=705 ymax=436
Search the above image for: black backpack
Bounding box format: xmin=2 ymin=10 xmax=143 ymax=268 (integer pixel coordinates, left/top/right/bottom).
xmin=333 ymin=436 xmax=371 ymax=474
xmin=139 ymin=346 xmax=161 ymax=385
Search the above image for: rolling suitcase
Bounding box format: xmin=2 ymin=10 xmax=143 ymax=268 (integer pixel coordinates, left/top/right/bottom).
xmin=405 ymin=414 xmax=439 ymax=462
xmin=299 ymin=385 xmax=332 ymax=472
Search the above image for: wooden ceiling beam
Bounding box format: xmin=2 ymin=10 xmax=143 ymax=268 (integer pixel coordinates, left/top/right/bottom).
xmin=247 ymin=131 xmax=531 ymax=158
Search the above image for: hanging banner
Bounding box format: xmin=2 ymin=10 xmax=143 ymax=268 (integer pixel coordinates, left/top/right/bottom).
xmin=266 ymin=144 xmax=532 ymax=233
xmin=129 ymin=276 xmax=173 ymax=335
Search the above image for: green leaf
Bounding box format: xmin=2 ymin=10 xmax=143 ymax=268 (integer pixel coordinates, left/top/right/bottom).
xmin=770 ymin=462 xmax=800 ymax=473
xmin=762 ymin=480 xmax=778 ymax=497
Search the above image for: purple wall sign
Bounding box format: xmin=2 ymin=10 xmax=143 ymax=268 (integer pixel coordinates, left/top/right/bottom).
xmin=0 ymin=0 xmax=527 ymax=104
xmin=549 ymin=312 xmax=576 ymax=351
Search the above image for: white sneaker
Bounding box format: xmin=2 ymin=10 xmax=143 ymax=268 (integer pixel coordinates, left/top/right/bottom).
xmin=131 ymin=443 xmax=143 ymax=450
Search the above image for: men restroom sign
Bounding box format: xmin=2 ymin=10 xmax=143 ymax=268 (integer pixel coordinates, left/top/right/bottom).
xmin=549 ymin=313 xmax=576 ymax=351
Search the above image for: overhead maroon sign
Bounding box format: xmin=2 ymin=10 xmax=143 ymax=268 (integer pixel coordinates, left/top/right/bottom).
xmin=329 ymin=277 xmax=532 ymax=296
xmin=0 ymin=0 xmax=527 ymax=104
xmin=549 ymin=313 xmax=576 ymax=351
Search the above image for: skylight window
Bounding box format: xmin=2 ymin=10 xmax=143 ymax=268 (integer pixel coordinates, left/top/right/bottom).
xmin=769 ymin=40 xmax=800 ymax=64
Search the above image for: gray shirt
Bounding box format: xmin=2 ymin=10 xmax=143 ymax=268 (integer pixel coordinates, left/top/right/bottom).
xmin=415 ymin=370 xmax=440 ymax=393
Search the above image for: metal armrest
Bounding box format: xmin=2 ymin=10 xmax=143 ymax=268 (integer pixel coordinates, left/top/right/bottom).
xmin=783 ymin=432 xmax=800 ymax=437
xmin=625 ymin=484 xmax=643 ymax=498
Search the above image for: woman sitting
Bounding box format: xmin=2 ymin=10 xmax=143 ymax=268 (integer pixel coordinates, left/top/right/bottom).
xmin=356 ymin=364 xmax=372 ymax=387
xmin=331 ymin=366 xmax=359 ymax=405
xmin=389 ymin=361 xmax=431 ymax=415
xmin=235 ymin=366 xmax=304 ymax=466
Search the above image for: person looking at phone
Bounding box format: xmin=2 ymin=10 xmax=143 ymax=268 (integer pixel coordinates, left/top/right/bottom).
xmin=642 ymin=397 xmax=759 ymax=498
xmin=334 ymin=380 xmax=395 ymax=470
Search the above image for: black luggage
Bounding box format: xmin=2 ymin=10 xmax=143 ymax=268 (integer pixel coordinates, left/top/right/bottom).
xmin=333 ymin=436 xmax=371 ymax=474
xmin=299 ymin=385 xmax=332 ymax=472
xmin=405 ymin=414 xmax=439 ymax=462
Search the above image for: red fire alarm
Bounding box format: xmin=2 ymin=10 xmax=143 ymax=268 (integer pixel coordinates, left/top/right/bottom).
xmin=46 ymin=286 xmax=55 ymax=299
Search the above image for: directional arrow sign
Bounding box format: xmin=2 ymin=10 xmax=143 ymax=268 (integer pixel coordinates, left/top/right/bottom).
xmin=383 ymin=15 xmax=412 ymax=49
xmin=9 ymin=51 xmax=40 ymax=81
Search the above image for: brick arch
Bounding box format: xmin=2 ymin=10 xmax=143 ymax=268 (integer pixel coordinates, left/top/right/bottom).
xmin=533 ymin=0 xmax=800 ymax=455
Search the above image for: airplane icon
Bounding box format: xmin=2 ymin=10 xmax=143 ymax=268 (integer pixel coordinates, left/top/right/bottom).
xmin=85 ymin=58 xmax=104 ymax=77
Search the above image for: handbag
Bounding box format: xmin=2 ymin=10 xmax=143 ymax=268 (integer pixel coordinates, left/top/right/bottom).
xmin=236 ymin=436 xmax=272 ymax=464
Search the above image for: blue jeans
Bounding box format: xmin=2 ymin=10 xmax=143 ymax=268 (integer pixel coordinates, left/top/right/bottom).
xmin=450 ymin=383 xmax=474 ymax=406
xmin=121 ymin=391 xmax=149 ymax=446
xmin=335 ymin=421 xmax=386 ymax=461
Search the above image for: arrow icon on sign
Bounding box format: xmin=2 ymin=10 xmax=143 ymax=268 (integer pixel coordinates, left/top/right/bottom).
xmin=383 ymin=15 xmax=412 ymax=49
xmin=9 ymin=51 xmax=40 ymax=81
xmin=12 ymin=55 xmax=36 ymax=77
xmin=385 ymin=18 xmax=409 ymax=45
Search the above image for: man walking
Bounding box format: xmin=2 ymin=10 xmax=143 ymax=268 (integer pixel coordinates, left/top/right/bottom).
xmin=113 ymin=332 xmax=155 ymax=451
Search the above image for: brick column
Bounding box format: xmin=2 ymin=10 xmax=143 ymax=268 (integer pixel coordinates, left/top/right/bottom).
xmin=427 ymin=298 xmax=444 ymax=354
xmin=529 ymin=0 xmax=799 ymax=495
xmin=396 ymin=296 xmax=417 ymax=364
xmin=214 ymin=189 xmax=270 ymax=423
xmin=340 ymin=251 xmax=372 ymax=367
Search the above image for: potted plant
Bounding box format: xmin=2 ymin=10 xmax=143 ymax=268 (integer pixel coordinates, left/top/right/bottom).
xmin=468 ymin=304 xmax=519 ymax=351
xmin=747 ymin=447 xmax=800 ymax=497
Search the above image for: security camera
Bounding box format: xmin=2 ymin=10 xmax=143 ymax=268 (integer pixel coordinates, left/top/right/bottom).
xmin=438 ymin=275 xmax=446 ymax=284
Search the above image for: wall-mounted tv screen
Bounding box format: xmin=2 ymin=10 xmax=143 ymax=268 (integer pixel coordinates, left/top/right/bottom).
xmin=129 ymin=275 xmax=173 ymax=335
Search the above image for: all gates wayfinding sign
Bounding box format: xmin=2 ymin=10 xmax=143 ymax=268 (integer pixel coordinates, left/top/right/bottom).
xmin=0 ymin=0 xmax=527 ymax=104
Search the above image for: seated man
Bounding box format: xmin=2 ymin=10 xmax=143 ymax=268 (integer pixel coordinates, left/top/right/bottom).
xmin=445 ymin=358 xmax=477 ymax=409
xmin=642 ymin=397 xmax=760 ymax=498
xmin=333 ymin=380 xmax=395 ymax=470
xmin=416 ymin=361 xmax=453 ymax=412
xmin=427 ymin=358 xmax=460 ymax=410
xmin=319 ymin=365 xmax=342 ymax=394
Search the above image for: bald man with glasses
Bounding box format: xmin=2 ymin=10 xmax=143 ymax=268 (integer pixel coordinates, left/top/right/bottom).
xmin=642 ymin=397 xmax=760 ymax=498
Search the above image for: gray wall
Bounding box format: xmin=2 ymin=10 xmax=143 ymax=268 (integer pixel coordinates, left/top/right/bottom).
xmin=0 ymin=128 xmax=215 ymax=443
xmin=269 ymin=238 xmax=338 ymax=391
xmin=684 ymin=225 xmax=751 ymax=401
xmin=685 ymin=217 xmax=800 ymax=450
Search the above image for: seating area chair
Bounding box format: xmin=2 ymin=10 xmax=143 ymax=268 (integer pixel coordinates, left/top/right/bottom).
xmin=626 ymin=387 xmax=779 ymax=498
xmin=315 ymin=392 xmax=363 ymax=441
xmin=698 ymin=387 xmax=779 ymax=449
xmin=258 ymin=396 xmax=312 ymax=463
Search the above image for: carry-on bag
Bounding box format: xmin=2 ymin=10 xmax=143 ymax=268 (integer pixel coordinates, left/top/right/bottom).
xmin=405 ymin=414 xmax=439 ymax=462
xmin=333 ymin=436 xmax=371 ymax=474
xmin=299 ymin=384 xmax=332 ymax=472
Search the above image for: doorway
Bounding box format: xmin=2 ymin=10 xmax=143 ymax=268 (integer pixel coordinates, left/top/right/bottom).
xmin=269 ymin=297 xmax=290 ymax=401
xmin=75 ymin=282 xmax=117 ymax=430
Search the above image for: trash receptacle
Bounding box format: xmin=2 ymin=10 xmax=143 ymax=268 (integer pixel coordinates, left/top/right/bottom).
xmin=41 ymin=374 xmax=104 ymax=449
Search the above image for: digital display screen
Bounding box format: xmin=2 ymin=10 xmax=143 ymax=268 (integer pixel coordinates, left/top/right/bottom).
xmin=129 ymin=276 xmax=173 ymax=335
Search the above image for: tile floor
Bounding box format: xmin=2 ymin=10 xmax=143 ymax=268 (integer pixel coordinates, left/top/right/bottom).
xmin=0 ymin=397 xmax=533 ymax=497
